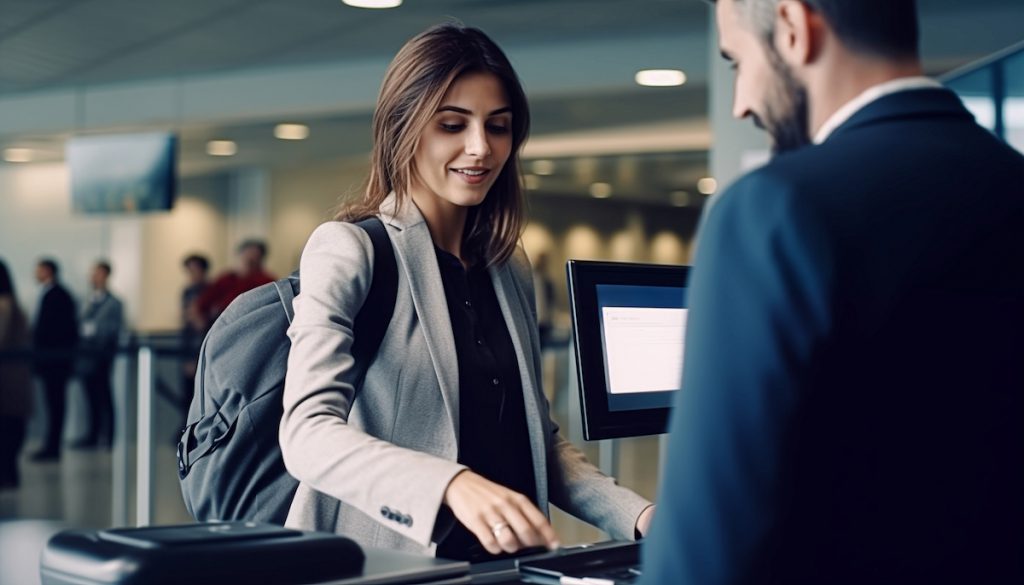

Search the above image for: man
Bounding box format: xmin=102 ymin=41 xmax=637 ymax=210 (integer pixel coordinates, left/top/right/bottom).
xmin=31 ymin=258 xmax=78 ymax=461
xmin=640 ymin=1 xmax=1024 ymax=583
xmin=190 ymin=240 xmax=274 ymax=331
xmin=179 ymin=254 xmax=209 ymax=427
xmin=75 ymin=261 xmax=123 ymax=449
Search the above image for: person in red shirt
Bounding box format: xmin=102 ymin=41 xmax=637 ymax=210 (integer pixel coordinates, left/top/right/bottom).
xmin=189 ymin=240 xmax=274 ymax=331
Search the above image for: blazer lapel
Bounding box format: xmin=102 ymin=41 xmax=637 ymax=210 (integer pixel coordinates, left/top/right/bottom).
xmin=490 ymin=262 xmax=550 ymax=510
xmin=383 ymin=196 xmax=461 ymax=442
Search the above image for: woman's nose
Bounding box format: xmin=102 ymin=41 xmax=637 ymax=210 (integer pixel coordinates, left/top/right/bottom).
xmin=464 ymin=124 xmax=491 ymax=158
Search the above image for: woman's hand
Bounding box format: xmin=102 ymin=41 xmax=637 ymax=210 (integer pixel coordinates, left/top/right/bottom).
xmin=635 ymin=504 xmax=655 ymax=538
xmin=443 ymin=470 xmax=560 ymax=555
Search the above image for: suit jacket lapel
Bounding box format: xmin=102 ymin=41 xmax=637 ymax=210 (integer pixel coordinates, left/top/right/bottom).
xmin=382 ymin=195 xmax=461 ymax=442
xmin=490 ymin=262 xmax=550 ymax=510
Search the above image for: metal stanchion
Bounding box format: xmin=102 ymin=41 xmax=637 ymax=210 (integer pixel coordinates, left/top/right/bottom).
xmin=598 ymin=439 xmax=620 ymax=479
xmin=111 ymin=354 xmax=130 ymax=527
xmin=135 ymin=346 xmax=154 ymax=526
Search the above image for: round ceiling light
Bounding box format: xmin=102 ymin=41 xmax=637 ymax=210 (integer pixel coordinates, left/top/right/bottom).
xmin=342 ymin=0 xmax=402 ymax=8
xmin=635 ymin=69 xmax=687 ymax=87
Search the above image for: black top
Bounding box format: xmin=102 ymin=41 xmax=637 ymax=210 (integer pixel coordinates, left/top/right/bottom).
xmin=433 ymin=248 xmax=538 ymax=562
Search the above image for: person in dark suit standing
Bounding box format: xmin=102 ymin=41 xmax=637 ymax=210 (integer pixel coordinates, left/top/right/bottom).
xmin=639 ymin=1 xmax=1024 ymax=583
xmin=75 ymin=260 xmax=123 ymax=449
xmin=31 ymin=258 xmax=78 ymax=462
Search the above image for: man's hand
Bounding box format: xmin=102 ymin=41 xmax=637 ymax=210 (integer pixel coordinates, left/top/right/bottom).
xmin=443 ymin=470 xmax=560 ymax=555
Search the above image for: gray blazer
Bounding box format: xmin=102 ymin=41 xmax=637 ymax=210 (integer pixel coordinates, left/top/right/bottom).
xmin=280 ymin=195 xmax=651 ymax=555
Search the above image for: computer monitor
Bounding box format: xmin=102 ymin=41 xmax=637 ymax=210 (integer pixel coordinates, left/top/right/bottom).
xmin=566 ymin=260 xmax=689 ymax=440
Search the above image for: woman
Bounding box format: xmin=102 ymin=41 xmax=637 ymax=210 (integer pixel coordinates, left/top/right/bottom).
xmin=280 ymin=23 xmax=653 ymax=560
xmin=0 ymin=259 xmax=33 ymax=489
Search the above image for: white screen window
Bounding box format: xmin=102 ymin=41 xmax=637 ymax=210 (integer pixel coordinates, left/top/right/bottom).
xmin=601 ymin=306 xmax=686 ymax=394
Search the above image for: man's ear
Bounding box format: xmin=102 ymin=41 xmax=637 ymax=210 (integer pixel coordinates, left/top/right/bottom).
xmin=774 ymin=0 xmax=820 ymax=67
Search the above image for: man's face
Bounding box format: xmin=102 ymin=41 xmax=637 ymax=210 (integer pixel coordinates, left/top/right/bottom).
xmin=90 ymin=266 xmax=108 ymax=290
xmin=238 ymin=245 xmax=264 ymax=272
xmin=717 ymin=0 xmax=810 ymax=153
xmin=185 ymin=261 xmax=207 ymax=285
xmin=35 ymin=264 xmax=50 ymax=284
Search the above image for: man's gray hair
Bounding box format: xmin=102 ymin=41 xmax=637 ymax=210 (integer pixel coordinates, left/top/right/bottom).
xmin=705 ymin=0 xmax=920 ymax=59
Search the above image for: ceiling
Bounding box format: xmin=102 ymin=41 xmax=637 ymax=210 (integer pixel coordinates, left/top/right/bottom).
xmin=0 ymin=0 xmax=703 ymax=95
xmin=1 ymin=0 xmax=1022 ymax=206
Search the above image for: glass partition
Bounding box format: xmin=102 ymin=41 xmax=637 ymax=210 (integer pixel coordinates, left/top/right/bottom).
xmin=944 ymin=41 xmax=1024 ymax=154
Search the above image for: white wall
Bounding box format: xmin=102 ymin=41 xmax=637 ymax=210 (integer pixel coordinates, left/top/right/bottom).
xmin=0 ymin=163 xmax=230 ymax=332
xmin=0 ymin=163 xmax=126 ymax=321
xmin=268 ymin=157 xmax=370 ymax=277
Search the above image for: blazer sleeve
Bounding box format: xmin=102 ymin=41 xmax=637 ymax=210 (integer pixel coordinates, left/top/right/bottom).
xmin=279 ymin=221 xmax=466 ymax=547
xmin=514 ymin=248 xmax=653 ymax=541
xmin=638 ymin=172 xmax=834 ymax=584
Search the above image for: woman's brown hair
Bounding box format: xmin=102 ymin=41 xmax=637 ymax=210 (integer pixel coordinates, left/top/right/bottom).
xmin=337 ymin=22 xmax=530 ymax=266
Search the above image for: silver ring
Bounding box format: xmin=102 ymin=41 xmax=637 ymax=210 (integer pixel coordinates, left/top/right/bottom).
xmin=490 ymin=521 xmax=510 ymax=537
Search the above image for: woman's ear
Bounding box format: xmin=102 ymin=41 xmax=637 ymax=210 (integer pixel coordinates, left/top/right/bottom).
xmin=774 ymin=0 xmax=818 ymax=68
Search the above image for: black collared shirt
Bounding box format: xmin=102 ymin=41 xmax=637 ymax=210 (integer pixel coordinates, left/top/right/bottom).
xmin=433 ymin=248 xmax=538 ymax=562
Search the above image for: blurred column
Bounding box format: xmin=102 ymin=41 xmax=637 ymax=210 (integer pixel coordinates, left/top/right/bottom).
xmin=227 ymin=167 xmax=271 ymax=252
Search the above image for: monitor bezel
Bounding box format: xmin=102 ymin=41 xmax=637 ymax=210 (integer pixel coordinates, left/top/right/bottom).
xmin=566 ymin=259 xmax=690 ymax=441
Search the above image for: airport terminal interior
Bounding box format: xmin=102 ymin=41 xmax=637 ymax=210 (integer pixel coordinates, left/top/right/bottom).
xmin=0 ymin=1 xmax=1022 ymax=583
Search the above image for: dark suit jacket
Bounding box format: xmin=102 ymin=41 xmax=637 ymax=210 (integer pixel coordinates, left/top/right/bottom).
xmin=640 ymin=88 xmax=1024 ymax=584
xmin=33 ymin=282 xmax=78 ymax=373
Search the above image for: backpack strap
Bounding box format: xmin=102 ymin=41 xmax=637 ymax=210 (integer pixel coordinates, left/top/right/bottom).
xmin=351 ymin=217 xmax=398 ymax=384
xmin=273 ymin=274 xmax=299 ymax=323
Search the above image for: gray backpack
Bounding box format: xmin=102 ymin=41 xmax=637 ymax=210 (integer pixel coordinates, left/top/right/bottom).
xmin=176 ymin=218 xmax=397 ymax=524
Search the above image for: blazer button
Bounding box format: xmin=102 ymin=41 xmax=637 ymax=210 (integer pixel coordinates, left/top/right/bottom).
xmin=404 ymin=515 xmax=413 ymax=527
xmin=380 ymin=506 xmax=390 ymax=518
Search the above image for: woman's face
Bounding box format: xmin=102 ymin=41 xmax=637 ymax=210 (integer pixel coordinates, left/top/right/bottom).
xmin=410 ymin=72 xmax=514 ymax=210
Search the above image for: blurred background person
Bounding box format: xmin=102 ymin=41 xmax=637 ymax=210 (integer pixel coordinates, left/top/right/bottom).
xmin=0 ymin=259 xmax=33 ymax=489
xmin=190 ymin=240 xmax=273 ymax=332
xmin=530 ymin=252 xmax=556 ymax=349
xmin=74 ymin=260 xmax=123 ymax=449
xmin=179 ymin=254 xmax=210 ymax=431
xmin=31 ymin=258 xmax=78 ymax=462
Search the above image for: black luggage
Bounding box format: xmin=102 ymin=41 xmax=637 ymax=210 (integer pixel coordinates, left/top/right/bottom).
xmin=40 ymin=522 xmax=365 ymax=585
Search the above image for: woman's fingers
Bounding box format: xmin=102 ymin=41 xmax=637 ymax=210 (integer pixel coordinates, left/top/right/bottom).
xmin=513 ymin=494 xmax=560 ymax=549
xmin=486 ymin=514 xmax=524 ymax=554
xmin=463 ymin=513 xmax=505 ymax=555
xmin=443 ymin=470 xmax=561 ymax=555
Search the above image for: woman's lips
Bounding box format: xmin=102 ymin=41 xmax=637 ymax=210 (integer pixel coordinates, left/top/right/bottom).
xmin=450 ymin=167 xmax=490 ymax=185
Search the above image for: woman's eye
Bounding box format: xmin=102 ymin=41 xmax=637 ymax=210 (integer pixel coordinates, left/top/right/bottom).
xmin=488 ymin=124 xmax=510 ymax=134
xmin=440 ymin=123 xmax=464 ymax=132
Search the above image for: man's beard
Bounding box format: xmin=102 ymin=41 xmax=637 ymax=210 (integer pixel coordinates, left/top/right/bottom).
xmin=755 ymin=46 xmax=811 ymax=154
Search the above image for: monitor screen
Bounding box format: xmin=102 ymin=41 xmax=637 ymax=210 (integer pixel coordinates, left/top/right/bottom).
xmin=67 ymin=132 xmax=178 ymax=213
xmin=567 ymin=260 xmax=689 ymax=440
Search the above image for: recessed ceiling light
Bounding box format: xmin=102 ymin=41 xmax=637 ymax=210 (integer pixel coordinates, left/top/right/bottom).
xmin=206 ymin=140 xmax=237 ymax=157
xmin=635 ymin=69 xmax=687 ymax=87
xmin=3 ymin=148 xmax=33 ymax=163
xmin=342 ymin=0 xmax=402 ymax=8
xmin=697 ymin=177 xmax=717 ymax=195
xmin=524 ymin=174 xmax=541 ymax=190
xmin=671 ymin=190 xmax=690 ymax=207
xmin=531 ymin=159 xmax=555 ymax=176
xmin=274 ymin=124 xmax=309 ymax=140
xmin=589 ymin=182 xmax=613 ymax=199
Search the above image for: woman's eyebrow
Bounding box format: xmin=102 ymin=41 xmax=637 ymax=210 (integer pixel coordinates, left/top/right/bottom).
xmin=437 ymin=105 xmax=512 ymax=116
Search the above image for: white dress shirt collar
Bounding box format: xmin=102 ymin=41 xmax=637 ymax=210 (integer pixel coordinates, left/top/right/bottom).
xmin=813 ymin=76 xmax=942 ymax=144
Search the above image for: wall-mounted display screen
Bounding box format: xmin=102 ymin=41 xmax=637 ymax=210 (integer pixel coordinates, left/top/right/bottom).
xmin=67 ymin=132 xmax=177 ymax=213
